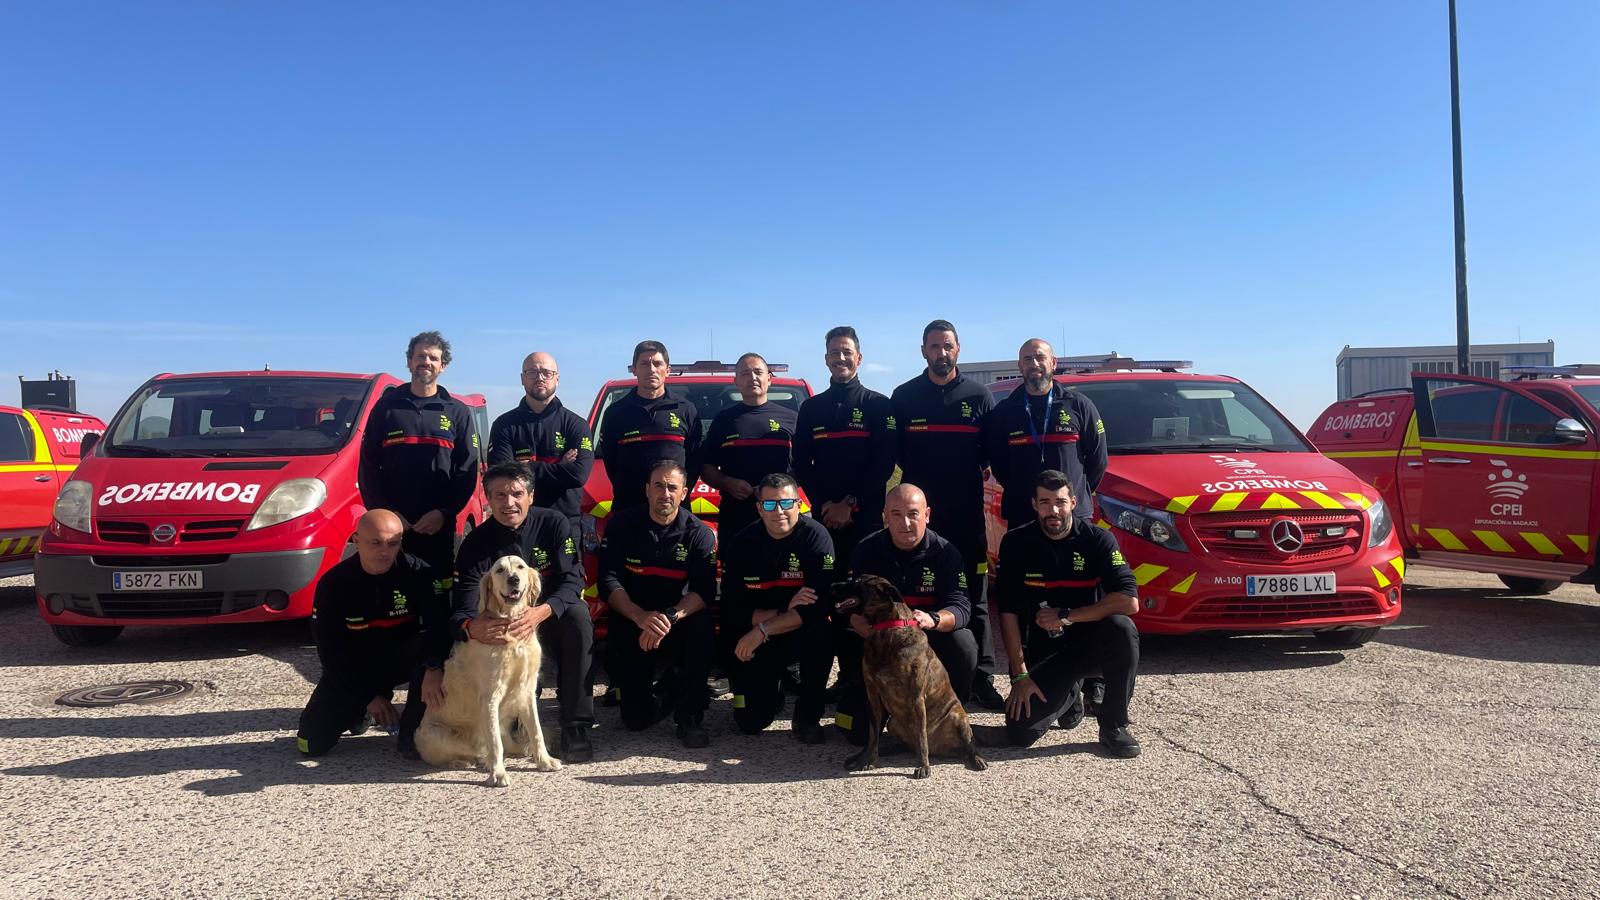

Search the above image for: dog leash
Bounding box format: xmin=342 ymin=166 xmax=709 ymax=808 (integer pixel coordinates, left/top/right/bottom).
xmin=873 ymin=618 xmax=921 ymax=631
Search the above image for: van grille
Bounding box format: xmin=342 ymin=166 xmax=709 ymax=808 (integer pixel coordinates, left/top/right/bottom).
xmin=86 ymin=591 xmax=267 ymax=618
xmin=1183 ymin=593 xmax=1383 ymax=626
xmin=93 ymin=519 xmax=248 ymax=545
xmin=1190 ymin=511 xmax=1364 ymax=565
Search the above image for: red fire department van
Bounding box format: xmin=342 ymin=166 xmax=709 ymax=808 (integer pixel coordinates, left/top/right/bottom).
xmin=1309 ymin=365 xmax=1600 ymax=595
xmin=985 ymin=361 xmax=1404 ymax=645
xmin=1 ymin=405 xmax=106 ymax=579
xmin=35 ymin=370 xmax=489 ymax=646
xmin=577 ymin=361 xmax=814 ymax=632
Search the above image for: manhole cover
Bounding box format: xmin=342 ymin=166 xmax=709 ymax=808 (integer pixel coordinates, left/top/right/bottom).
xmin=56 ymin=680 xmax=195 ymax=708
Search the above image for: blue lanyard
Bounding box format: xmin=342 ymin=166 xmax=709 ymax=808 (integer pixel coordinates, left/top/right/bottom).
xmin=1023 ymin=390 xmax=1054 ymax=462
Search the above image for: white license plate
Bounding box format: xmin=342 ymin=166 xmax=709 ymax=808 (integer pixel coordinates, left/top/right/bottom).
xmin=1246 ymin=572 xmax=1336 ymax=596
xmin=112 ymin=570 xmax=204 ymax=592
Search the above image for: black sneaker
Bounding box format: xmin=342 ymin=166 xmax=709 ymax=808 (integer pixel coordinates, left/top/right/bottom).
xmin=971 ymin=677 xmax=1006 ymax=711
xmin=348 ymin=714 xmax=374 ymax=737
xmin=1057 ymin=688 xmax=1085 ymax=730
xmin=1099 ymin=725 xmax=1142 ymax=758
xmin=793 ymin=720 xmax=826 ymax=745
xmin=560 ymin=725 xmax=595 ymax=763
xmin=707 ymin=676 xmax=731 ymax=698
xmin=1084 ymin=678 xmax=1106 ymax=717
xmin=676 ymin=718 xmax=710 ymax=749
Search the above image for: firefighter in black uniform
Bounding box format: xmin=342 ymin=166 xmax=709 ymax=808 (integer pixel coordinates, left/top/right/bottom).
xmin=793 ymin=325 xmax=897 ymax=573
xmin=699 ymin=352 xmax=799 ymax=539
xmin=358 ymin=330 xmax=480 ymax=576
xmin=487 ymin=351 xmax=594 ymax=535
xmin=996 ymin=469 xmax=1142 ymax=758
xmin=599 ymin=340 xmax=703 ymax=513
xmin=834 ymin=483 xmax=979 ymax=745
xmin=446 ymin=463 xmax=595 ymax=762
xmin=890 ymin=319 xmax=1003 ymax=709
xmin=298 ymin=509 xmax=445 ymax=757
xmin=723 ymin=473 xmax=836 ymax=744
xmin=598 ymin=459 xmax=719 ymax=748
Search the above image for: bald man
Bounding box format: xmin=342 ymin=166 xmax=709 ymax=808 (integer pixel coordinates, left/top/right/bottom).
xmin=297 ymin=510 xmax=448 ymax=758
xmin=832 ymin=484 xmax=979 ymax=745
xmin=488 ymin=351 xmax=595 ymax=533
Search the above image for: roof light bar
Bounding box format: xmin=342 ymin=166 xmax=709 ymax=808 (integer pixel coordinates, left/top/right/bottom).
xmin=654 ymin=360 xmax=791 ymax=376
xmin=1069 ymin=358 xmax=1194 ymax=374
xmin=1505 ymin=364 xmax=1600 ymax=380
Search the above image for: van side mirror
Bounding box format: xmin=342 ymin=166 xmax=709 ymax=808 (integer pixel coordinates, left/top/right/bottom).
xmin=1554 ymin=418 xmax=1588 ymax=444
xmin=79 ymin=432 xmax=101 ymax=457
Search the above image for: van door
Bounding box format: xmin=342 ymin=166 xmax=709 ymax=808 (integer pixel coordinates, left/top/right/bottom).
xmin=0 ymin=411 xmax=56 ymax=558
xmin=1411 ymin=375 xmax=1595 ymax=566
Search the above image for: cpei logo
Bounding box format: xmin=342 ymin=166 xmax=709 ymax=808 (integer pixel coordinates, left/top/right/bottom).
xmin=1485 ymin=460 xmax=1530 ymax=500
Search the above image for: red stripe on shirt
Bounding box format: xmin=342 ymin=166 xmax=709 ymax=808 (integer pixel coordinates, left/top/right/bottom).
xmin=350 ymin=614 xmax=417 ymax=630
xmin=1007 ymin=433 xmax=1081 ymax=446
xmin=906 ymin=424 xmax=980 ymax=434
xmin=744 ymin=578 xmax=806 ymax=589
xmin=1023 ymin=579 xmax=1099 ymax=588
xmin=626 ymin=564 xmax=688 ymax=579
xmin=513 ymin=452 xmax=562 ymax=463
xmin=900 ymin=593 xmax=937 ymax=607
xmin=619 ymin=433 xmax=686 ymax=445
xmin=813 ymin=430 xmax=871 ymax=440
xmin=383 ymin=436 xmax=455 ymax=449
xmin=720 ymin=437 xmax=793 ymax=448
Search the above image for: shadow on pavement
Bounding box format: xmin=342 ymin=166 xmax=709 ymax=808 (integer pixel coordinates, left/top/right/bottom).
xmin=1136 ymin=632 xmax=1349 ymax=676
xmin=0 ymin=707 xmax=302 ymax=740
xmin=1370 ymin=587 xmax=1600 ymax=666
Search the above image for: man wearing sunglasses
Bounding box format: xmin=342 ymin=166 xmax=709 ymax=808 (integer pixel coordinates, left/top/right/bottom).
xmin=722 ymin=473 xmax=836 ymax=744
xmin=488 ymin=351 xmax=595 ymax=537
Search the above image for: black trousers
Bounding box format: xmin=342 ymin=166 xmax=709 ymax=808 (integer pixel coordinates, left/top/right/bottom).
xmin=402 ymin=526 xmax=456 ymax=580
xmin=1005 ymin=615 xmax=1139 ymax=748
xmin=834 ymin=625 xmax=979 ymax=745
xmin=298 ymin=635 xmax=426 ymax=756
xmin=607 ymin=611 xmax=714 ymax=730
xmin=965 ymin=556 xmax=995 ymax=681
xmin=730 ymin=612 xmax=833 ymax=734
xmin=539 ymin=603 xmax=596 ymax=727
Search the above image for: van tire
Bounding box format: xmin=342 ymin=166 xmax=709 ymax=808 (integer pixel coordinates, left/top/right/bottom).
xmin=1313 ymin=627 xmax=1378 ymax=647
xmin=51 ymin=624 xmax=124 ymax=647
xmin=1496 ymin=575 xmax=1563 ymax=595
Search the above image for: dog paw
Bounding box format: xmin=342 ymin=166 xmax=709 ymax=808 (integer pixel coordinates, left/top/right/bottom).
xmin=844 ymin=752 xmax=875 ymax=772
xmin=911 ymin=766 xmax=931 ymax=780
xmin=535 ymin=755 xmax=562 ymax=772
xmin=966 ymin=755 xmax=989 ymax=772
xmin=486 ymin=769 xmax=511 ymax=788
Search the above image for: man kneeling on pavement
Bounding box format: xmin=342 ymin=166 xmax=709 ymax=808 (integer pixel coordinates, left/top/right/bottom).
xmin=449 ymin=462 xmax=596 ymax=762
xmin=298 ymin=509 xmax=446 ymax=757
xmin=834 ymin=483 xmax=980 ymax=744
xmin=598 ymin=459 xmax=718 ymax=748
xmin=997 ymin=469 xmax=1142 ymax=758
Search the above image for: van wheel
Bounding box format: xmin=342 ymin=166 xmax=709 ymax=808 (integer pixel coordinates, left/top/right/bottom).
xmin=51 ymin=624 xmax=124 ymax=647
xmin=1496 ymin=575 xmax=1563 ymax=595
xmin=1313 ymin=627 xmax=1378 ymax=647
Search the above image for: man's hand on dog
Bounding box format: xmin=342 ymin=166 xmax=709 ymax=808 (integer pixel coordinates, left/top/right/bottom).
xmin=912 ymin=610 xmax=937 ymax=630
xmin=469 ymin=609 xmax=542 ymax=644
xmin=421 ymin=667 xmax=446 ymax=706
xmin=1005 ymin=676 xmax=1047 ymax=721
xmin=367 ymin=695 xmax=399 ymax=728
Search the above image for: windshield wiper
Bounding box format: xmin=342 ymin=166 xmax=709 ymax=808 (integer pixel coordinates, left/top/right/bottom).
xmin=110 ymin=443 xmax=212 ymax=458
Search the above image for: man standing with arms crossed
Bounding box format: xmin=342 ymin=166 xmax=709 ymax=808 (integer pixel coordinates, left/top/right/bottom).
xmin=891 ymin=319 xmax=1004 ymax=710
xmin=600 ymin=340 xmax=702 ymax=513
xmin=358 ymin=330 xmax=480 ymax=579
xmin=488 ymin=351 xmax=594 ymax=539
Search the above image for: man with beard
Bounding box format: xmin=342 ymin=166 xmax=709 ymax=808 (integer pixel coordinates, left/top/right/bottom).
xmin=600 ymin=340 xmax=703 ymax=513
xmin=793 ymin=326 xmax=897 ymax=574
xmin=996 ymin=470 xmax=1141 ymax=758
xmin=447 ymin=463 xmax=595 ymax=762
xmin=488 ymin=351 xmax=594 ymax=537
xmin=358 ymin=330 xmax=480 ymax=577
xmin=699 ymin=352 xmax=799 ymax=539
xmin=891 ymin=319 xmax=1003 ymax=710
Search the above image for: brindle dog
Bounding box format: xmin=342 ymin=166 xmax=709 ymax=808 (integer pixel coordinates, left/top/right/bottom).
xmin=835 ymin=574 xmax=987 ymax=779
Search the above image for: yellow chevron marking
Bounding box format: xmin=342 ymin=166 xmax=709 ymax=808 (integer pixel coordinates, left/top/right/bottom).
xmin=1570 ymin=535 xmax=1591 ymax=554
xmin=1165 ymin=495 xmax=1198 ymax=515
xmin=1390 ymin=557 xmax=1405 ymax=579
xmin=1210 ymin=492 xmax=1247 ymax=512
xmin=1340 ymin=492 xmax=1374 ymax=510
xmin=1372 ymin=567 xmax=1391 ymax=589
xmin=1472 ymin=530 xmax=1514 ymax=553
xmin=1170 ymin=572 xmax=1196 ymax=595
xmin=1426 ymin=528 xmax=1467 ymax=551
xmin=582 ymin=583 xmax=598 ymax=598
xmin=1300 ymin=491 xmax=1346 ymax=510
xmin=1260 ymin=493 xmax=1301 ymax=510
xmin=1095 ymin=519 xmax=1111 ymax=530
xmin=1409 ymin=522 xmax=1421 ymax=534
xmin=690 ymin=497 xmax=719 ymax=516
xmin=591 ymin=500 xmax=612 ymax=519
xmin=1131 ymin=563 xmax=1168 ymax=586
xmin=1521 ymin=532 xmax=1560 ymax=556
xmin=0 ymin=539 xmax=12 ymax=556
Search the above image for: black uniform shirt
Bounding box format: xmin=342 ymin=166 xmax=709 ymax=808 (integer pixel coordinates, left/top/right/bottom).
xmin=450 ymin=509 xmax=584 ymax=643
xmin=890 ymin=370 xmax=992 ymax=550
xmin=985 ymin=381 xmax=1107 ymax=526
xmin=848 ymin=526 xmax=971 ymax=628
xmin=487 ymin=397 xmax=595 ymax=523
xmin=311 ymin=552 xmax=444 ymax=682
xmin=358 ymin=384 xmax=480 ymax=523
xmin=792 ymin=377 xmax=897 ymax=523
xmin=995 ymin=519 xmax=1137 ymax=650
xmin=598 ymin=390 xmax=702 ymax=511
xmin=701 ymin=401 xmax=800 ymax=533
xmin=597 ymin=505 xmax=718 ymax=613
xmin=719 ymin=516 xmax=836 ymax=626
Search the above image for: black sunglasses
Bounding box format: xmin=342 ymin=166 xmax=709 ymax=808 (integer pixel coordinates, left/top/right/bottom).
xmin=759 ymin=498 xmax=801 ymax=512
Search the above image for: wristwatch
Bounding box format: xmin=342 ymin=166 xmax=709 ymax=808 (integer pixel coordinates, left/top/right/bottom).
xmin=665 ymin=607 xmax=681 ymax=625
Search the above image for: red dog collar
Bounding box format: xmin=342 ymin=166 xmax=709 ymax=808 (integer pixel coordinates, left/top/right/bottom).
xmin=873 ymin=618 xmax=921 ymax=631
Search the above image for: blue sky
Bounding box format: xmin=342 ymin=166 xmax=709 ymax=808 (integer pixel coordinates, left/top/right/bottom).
xmin=3 ymin=1 xmax=1595 ymax=428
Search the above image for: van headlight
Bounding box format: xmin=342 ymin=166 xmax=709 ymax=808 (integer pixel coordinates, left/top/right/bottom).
xmin=1366 ymin=498 xmax=1394 ymax=548
xmin=54 ymin=480 xmax=94 ymax=534
xmin=1098 ymin=496 xmax=1188 ymax=552
xmin=247 ymin=478 xmax=328 ymax=531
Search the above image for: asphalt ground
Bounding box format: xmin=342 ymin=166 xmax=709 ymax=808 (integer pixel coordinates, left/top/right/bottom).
xmin=2 ymin=567 xmax=1597 ymax=900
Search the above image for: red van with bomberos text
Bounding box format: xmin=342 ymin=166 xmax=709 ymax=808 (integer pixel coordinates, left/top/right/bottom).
xmin=34 ymin=369 xmax=489 ymax=647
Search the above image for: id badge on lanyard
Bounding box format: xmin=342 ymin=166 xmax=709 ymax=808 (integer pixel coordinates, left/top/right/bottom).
xmin=1024 ymin=392 xmax=1054 ymax=463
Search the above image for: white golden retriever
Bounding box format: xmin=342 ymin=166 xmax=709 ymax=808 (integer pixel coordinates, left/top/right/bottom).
xmin=415 ymin=555 xmax=560 ymax=785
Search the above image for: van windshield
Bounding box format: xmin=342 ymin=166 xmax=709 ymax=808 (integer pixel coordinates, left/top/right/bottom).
xmin=1572 ymin=384 xmax=1600 ymax=415
xmin=1065 ymin=379 xmax=1312 ymax=454
xmin=106 ymin=376 xmax=372 ymax=457
xmin=591 ymin=383 xmax=810 ymax=447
